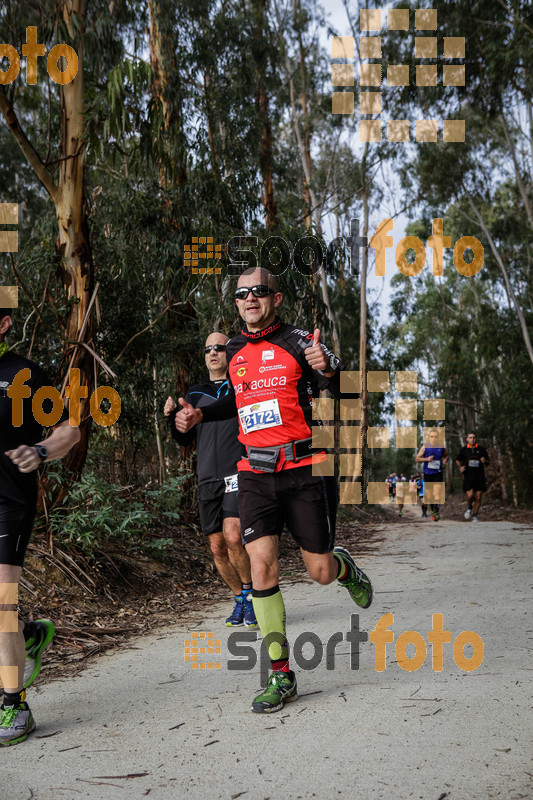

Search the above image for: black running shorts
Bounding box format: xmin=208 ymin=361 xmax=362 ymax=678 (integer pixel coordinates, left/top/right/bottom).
xmin=197 ymin=479 xmax=239 ymax=536
xmin=423 ymin=472 xmax=444 ymax=483
xmin=462 ymin=473 xmax=487 ymax=493
xmin=0 ymin=499 xmax=36 ymax=567
xmin=237 ymin=465 xmax=337 ymax=554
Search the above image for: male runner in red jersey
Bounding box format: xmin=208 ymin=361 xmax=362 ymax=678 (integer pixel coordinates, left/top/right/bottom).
xmin=174 ymin=268 xmax=372 ymax=713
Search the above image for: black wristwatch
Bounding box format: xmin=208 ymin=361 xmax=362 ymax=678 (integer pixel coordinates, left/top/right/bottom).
xmin=33 ymin=445 xmax=48 ymax=462
xmin=328 ymin=354 xmax=341 ymax=372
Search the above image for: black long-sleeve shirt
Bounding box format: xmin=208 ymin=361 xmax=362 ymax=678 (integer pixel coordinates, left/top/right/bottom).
xmin=168 ymin=375 xmax=244 ymax=486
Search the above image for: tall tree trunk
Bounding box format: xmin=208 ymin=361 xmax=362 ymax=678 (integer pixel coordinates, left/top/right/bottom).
xmin=148 ymin=0 xmax=197 ymax=398
xmin=254 ymin=0 xmax=278 ymax=230
xmin=57 ymin=0 xmax=94 ymax=477
xmin=360 ymin=166 xmax=369 ymax=494
xmin=501 ymin=114 xmax=533 ymax=230
xmin=507 ymin=447 xmax=519 ymax=507
xmin=0 ymin=0 xmax=94 ymax=485
xmin=148 ymin=0 xmax=187 ymax=187
xmin=294 ymin=0 xmax=312 ymax=232
xmin=153 ymin=364 xmax=166 ymax=484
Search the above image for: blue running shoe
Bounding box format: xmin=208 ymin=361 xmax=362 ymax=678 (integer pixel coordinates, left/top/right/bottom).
xmin=333 ymin=546 xmax=373 ymax=609
xmin=226 ymin=595 xmax=245 ymax=627
xmin=242 ymin=592 xmax=257 ymax=628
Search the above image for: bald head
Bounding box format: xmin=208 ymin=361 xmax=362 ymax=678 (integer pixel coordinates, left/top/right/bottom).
xmin=205 ymin=331 xmax=229 ymax=348
xmin=239 ymin=267 xmax=278 ymax=292
xmin=204 ymin=331 xmax=229 ymax=379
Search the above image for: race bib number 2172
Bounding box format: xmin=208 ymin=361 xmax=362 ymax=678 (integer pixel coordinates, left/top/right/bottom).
xmin=238 ymin=399 xmax=282 ymax=435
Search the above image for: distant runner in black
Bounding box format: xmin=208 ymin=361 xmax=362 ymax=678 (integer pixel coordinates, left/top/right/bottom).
xmin=0 ymin=308 xmax=80 ymax=746
xmin=165 ymin=332 xmax=256 ymax=628
xmin=456 ymin=432 xmax=489 ymax=523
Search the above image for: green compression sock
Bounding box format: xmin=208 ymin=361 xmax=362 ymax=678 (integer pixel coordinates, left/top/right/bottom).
xmin=252 ymin=586 xmax=288 ymax=663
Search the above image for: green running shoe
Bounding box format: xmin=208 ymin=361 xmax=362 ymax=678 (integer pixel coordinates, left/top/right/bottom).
xmin=334 ymin=546 xmax=373 ymax=609
xmin=252 ymin=670 xmax=298 ymax=714
xmin=23 ymin=619 xmax=55 ymax=689
xmin=0 ymin=703 xmax=36 ymax=746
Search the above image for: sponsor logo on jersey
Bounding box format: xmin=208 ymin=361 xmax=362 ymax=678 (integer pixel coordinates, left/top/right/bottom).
xmin=258 ymin=364 xmax=286 ymax=373
xmin=262 ymin=349 xmax=275 ymax=362
xmin=292 ymin=328 xmax=311 ymax=337
xmin=234 ymin=375 xmax=288 ymax=394
xmin=236 ymin=366 xmax=247 ymax=377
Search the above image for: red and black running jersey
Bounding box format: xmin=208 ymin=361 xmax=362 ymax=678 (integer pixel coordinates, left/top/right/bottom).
xmin=201 ymin=318 xmax=344 ymax=472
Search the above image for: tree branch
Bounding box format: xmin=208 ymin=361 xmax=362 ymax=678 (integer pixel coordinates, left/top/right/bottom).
xmin=466 ymin=193 xmax=533 ymax=365
xmin=0 ymin=87 xmax=58 ymax=201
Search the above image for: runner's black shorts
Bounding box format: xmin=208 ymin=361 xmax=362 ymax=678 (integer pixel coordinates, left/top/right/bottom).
xmin=237 ymin=464 xmax=338 ymax=554
xmin=0 ymin=499 xmax=36 ymax=567
xmin=197 ymin=479 xmax=239 ymax=536
xmin=462 ymin=473 xmax=487 ymax=493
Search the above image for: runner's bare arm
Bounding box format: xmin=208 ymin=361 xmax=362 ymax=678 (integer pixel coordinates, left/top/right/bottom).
xmin=415 ymin=445 xmax=432 ymax=462
xmin=6 ymin=419 xmax=80 ymax=473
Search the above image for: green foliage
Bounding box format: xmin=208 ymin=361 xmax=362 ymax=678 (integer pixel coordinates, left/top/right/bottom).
xmin=48 ymin=472 xmax=185 ymax=558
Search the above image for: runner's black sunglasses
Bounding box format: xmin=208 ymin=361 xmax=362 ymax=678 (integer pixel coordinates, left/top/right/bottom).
xmin=204 ymin=344 xmax=227 ymax=354
xmin=234 ymin=285 xmax=274 ymax=300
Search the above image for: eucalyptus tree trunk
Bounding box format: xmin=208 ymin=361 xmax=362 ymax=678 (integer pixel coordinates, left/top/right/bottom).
xmin=360 ymin=171 xmax=369 ymax=493
xmin=0 ymin=0 xmax=94 ymax=484
xmin=254 ymin=0 xmax=278 ymax=230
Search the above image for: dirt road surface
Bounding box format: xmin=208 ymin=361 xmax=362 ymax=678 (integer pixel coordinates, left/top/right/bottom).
xmin=4 ymin=511 xmax=532 ymax=800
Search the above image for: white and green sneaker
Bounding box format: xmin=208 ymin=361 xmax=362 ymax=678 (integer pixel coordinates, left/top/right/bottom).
xmin=0 ymin=703 xmax=36 ymax=746
xmin=252 ymin=670 xmax=298 ymax=714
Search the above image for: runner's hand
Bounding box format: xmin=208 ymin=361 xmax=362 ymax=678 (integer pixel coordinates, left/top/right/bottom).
xmin=174 ymin=398 xmax=202 ymax=432
xmin=5 ymin=445 xmax=41 ymax=473
xmin=164 ymin=396 xmax=177 ymax=417
xmin=427 ymin=454 xmax=434 ymax=461
xmin=304 ymin=328 xmax=328 ymax=372
xmin=460 ymin=465 xmax=466 ymax=473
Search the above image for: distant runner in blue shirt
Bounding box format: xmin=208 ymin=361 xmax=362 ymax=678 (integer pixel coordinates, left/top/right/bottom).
xmin=415 ymin=429 xmax=449 ymax=521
